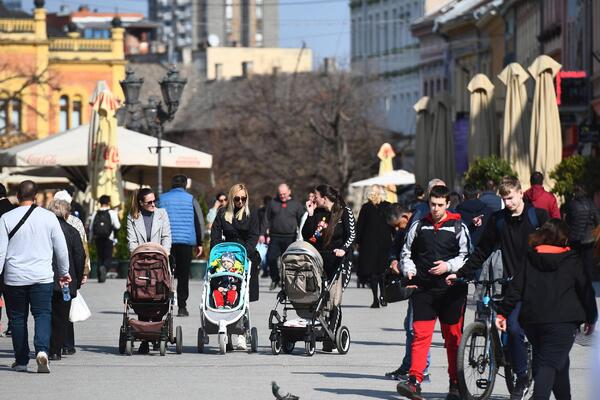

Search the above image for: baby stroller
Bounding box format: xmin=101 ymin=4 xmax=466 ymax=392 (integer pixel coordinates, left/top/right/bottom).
xmin=118 ymin=243 xmax=182 ymax=356
xmin=268 ymin=240 xmax=351 ymax=356
xmin=197 ymin=242 xmax=258 ymax=354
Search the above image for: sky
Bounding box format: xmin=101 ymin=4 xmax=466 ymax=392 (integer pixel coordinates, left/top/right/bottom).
xmin=23 ymin=0 xmax=350 ymax=67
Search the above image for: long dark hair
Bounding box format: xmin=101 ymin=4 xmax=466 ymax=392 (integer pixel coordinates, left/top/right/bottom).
xmin=528 ymin=218 xmax=570 ymax=248
xmin=315 ymin=184 xmax=346 ymax=247
xmin=130 ymin=188 xmax=155 ymax=219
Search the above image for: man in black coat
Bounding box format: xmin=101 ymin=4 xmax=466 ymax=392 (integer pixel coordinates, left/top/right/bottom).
xmin=261 ymin=183 xmax=304 ymax=290
xmin=0 ymin=183 xmax=16 ymax=336
xmin=456 ymin=184 xmax=493 ymax=247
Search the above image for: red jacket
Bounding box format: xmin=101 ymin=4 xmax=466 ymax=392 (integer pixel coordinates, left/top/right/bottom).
xmin=524 ymin=185 xmax=560 ymax=218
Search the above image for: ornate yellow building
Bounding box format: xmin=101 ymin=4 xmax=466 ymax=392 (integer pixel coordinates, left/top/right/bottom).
xmin=0 ymin=1 xmax=125 ymax=139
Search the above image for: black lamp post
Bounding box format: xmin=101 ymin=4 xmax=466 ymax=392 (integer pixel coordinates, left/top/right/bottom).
xmin=120 ymin=66 xmax=187 ymax=194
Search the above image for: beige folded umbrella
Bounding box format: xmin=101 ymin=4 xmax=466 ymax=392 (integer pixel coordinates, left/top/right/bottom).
xmin=430 ymin=91 xmax=455 ymax=189
xmin=467 ymin=74 xmax=499 ymax=163
xmin=377 ymin=143 xmax=398 ymax=203
xmin=498 ymin=63 xmax=531 ymax=183
xmin=413 ymin=96 xmax=433 ymax=188
xmin=528 ymin=55 xmax=562 ymax=188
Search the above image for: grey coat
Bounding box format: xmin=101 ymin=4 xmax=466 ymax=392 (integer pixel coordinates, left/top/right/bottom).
xmin=127 ymin=208 xmax=172 ymax=253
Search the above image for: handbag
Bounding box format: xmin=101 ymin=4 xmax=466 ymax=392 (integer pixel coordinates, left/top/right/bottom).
xmin=69 ymin=291 xmax=91 ymax=322
xmin=383 ymin=272 xmax=416 ymax=303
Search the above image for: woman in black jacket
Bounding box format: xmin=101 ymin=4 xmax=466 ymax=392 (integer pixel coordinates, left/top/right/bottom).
xmin=564 ymin=184 xmax=600 ymax=277
xmin=496 ymin=219 xmax=597 ymax=400
xmin=356 ymin=185 xmax=394 ymax=307
xmin=302 ymin=184 xmax=356 ymax=351
xmin=210 ymin=183 xmax=261 ymax=303
xmin=48 ymin=200 xmax=85 ymax=361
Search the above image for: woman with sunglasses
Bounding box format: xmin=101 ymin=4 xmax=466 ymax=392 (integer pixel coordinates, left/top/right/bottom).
xmin=126 ymin=187 xmax=172 ymax=354
xmin=126 ymin=188 xmax=172 ymax=254
xmin=210 ymin=183 xmax=261 ymax=303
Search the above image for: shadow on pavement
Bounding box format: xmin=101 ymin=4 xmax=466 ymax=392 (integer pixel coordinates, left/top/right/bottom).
xmin=353 ymin=340 xmax=445 ymax=348
xmin=98 ymin=311 xmax=124 ymax=315
xmin=293 ymin=371 xmax=389 ymax=381
xmin=77 ymin=344 xmax=119 ymax=355
xmin=314 ymin=387 xmax=404 ymax=399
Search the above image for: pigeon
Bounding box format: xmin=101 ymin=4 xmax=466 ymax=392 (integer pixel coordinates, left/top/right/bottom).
xmin=272 ymin=381 xmax=299 ymax=400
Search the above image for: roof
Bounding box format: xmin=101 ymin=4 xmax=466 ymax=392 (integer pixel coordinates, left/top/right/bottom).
xmin=0 ymin=2 xmax=31 ymax=18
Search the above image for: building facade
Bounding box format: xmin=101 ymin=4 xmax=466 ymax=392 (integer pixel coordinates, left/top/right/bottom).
xmin=350 ymin=0 xmax=448 ymax=136
xmin=0 ymin=2 xmax=126 ymax=138
xmin=149 ymin=0 xmax=278 ymax=52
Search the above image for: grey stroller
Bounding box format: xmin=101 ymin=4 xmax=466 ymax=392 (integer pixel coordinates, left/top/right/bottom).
xmin=268 ymin=240 xmax=350 ymax=356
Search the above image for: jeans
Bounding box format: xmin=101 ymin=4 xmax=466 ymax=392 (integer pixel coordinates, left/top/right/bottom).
xmin=525 ymin=322 xmax=577 ymax=400
xmin=267 ymin=236 xmax=295 ymax=283
xmin=3 ymin=282 xmax=53 ymax=366
xmin=400 ymin=299 xmax=430 ymax=373
xmin=172 ymin=244 xmax=193 ymax=308
xmin=507 ymin=301 xmax=529 ymax=377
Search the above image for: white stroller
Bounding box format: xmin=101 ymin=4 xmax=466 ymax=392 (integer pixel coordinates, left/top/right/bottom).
xmin=197 ymin=242 xmax=258 ymax=354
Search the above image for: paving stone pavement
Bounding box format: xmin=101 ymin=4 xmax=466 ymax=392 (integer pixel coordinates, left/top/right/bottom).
xmin=0 ymin=278 xmax=596 ymax=399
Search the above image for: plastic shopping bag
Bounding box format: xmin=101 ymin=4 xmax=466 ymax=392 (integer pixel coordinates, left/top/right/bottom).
xmin=69 ymin=291 xmax=91 ymax=322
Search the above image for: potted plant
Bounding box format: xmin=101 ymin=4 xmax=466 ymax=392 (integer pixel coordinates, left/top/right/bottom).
xmin=464 ymin=156 xmax=517 ymax=189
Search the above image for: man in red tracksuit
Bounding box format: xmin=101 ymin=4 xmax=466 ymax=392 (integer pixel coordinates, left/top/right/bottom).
xmin=396 ymin=185 xmax=471 ymax=400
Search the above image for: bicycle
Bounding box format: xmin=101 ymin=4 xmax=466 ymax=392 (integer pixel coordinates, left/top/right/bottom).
xmin=455 ymin=277 xmax=532 ymax=400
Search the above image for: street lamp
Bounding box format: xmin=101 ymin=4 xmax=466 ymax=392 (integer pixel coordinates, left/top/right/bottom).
xmin=120 ymin=66 xmax=187 ymax=194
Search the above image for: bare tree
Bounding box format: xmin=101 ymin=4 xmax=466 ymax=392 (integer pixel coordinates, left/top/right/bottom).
xmin=0 ymin=62 xmax=59 ymax=136
xmin=202 ymin=71 xmax=385 ymax=198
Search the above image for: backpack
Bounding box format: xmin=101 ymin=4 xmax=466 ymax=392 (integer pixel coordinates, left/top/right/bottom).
xmin=93 ymin=210 xmax=113 ymax=239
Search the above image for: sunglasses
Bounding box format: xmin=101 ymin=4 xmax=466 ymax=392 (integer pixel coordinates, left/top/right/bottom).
xmin=218 ymin=198 xmax=227 ymax=202
xmin=143 ymin=200 xmax=157 ymax=205
xmin=233 ymin=196 xmax=247 ymax=203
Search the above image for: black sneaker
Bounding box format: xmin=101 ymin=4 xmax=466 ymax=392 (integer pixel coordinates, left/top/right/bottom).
xmin=510 ymin=375 xmax=530 ymax=400
xmin=177 ymin=307 xmax=189 ymax=317
xmin=396 ymin=376 xmax=424 ymax=400
xmin=62 ymin=348 xmax=76 ymax=356
xmin=3 ymin=327 xmax=12 ymax=337
xmin=445 ymin=380 xmax=460 ymax=400
xmin=137 ymin=341 xmax=150 ymax=354
xmin=385 ymin=366 xmax=408 ymax=381
xmin=98 ymin=265 xmax=107 ymax=283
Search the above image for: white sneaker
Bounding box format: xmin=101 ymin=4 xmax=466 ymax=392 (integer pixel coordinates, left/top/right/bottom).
xmin=12 ymin=361 xmax=28 ymax=372
xmin=237 ymin=334 xmax=247 ymax=350
xmin=36 ymin=352 xmax=50 ymax=373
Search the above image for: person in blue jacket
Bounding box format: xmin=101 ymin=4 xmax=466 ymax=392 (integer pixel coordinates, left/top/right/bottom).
xmin=159 ymin=175 xmax=205 ymax=317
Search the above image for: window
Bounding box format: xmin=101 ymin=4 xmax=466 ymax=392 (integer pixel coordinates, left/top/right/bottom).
xmin=383 ymin=11 xmax=389 ymax=52
xmin=423 ymin=81 xmax=428 ymax=96
xmin=375 ymin=13 xmax=380 ymax=54
xmin=392 ymin=9 xmax=397 ymax=49
xmin=368 ymin=15 xmax=373 ymax=55
xmin=72 ymin=97 xmax=82 ymax=128
xmin=357 ymin=17 xmax=362 ymax=55
xmin=242 ymin=61 xmax=253 ymax=77
xmin=11 ymin=99 xmax=21 ymax=131
xmin=215 ymin=63 xmax=223 ymax=80
xmin=0 ymin=100 xmax=7 ymax=134
xmin=59 ymin=95 xmax=69 ymax=132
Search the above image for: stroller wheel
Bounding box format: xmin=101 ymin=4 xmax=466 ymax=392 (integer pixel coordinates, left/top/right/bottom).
xmin=197 ymin=328 xmax=205 ymax=353
xmin=335 ymin=325 xmax=351 ymax=354
xmin=250 ymin=327 xmax=258 ymax=353
xmin=118 ymin=330 xmax=126 ymax=354
xmin=125 ymin=340 xmax=133 ymax=356
xmin=218 ymin=333 xmax=227 ymax=354
xmin=175 ymin=326 xmax=183 ymax=354
xmin=271 ymin=335 xmax=282 ymax=355
xmin=159 ymin=340 xmax=167 ymax=356
xmin=305 ymin=337 xmax=315 ymax=357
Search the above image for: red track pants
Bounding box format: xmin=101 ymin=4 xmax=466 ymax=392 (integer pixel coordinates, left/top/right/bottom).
xmin=212 ymin=289 xmax=238 ymax=308
xmin=409 ymin=315 xmax=464 ymax=383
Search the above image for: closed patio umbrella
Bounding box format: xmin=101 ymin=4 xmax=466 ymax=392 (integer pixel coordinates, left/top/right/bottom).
xmin=413 ymin=96 xmax=433 ymax=188
xmin=430 ymin=91 xmax=455 ymax=189
xmin=467 ymin=74 xmax=498 ymax=163
xmin=88 ymin=81 xmax=123 ymax=207
xmin=528 ymin=55 xmax=562 ymax=188
xmin=497 ymin=63 xmax=531 ymax=183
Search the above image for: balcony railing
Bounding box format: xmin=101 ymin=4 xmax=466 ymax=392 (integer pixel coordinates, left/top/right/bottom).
xmin=49 ymin=38 xmax=112 ymax=52
xmin=0 ymin=19 xmax=35 ymax=33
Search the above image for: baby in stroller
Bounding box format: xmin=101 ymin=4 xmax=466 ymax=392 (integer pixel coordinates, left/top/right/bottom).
xmin=211 ymin=252 xmax=243 ymax=309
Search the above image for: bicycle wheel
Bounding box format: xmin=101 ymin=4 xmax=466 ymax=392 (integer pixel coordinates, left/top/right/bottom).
xmin=457 ymin=322 xmax=498 ymax=400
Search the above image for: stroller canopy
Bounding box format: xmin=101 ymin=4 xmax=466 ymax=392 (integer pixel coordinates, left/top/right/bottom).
xmin=282 ymin=240 xmax=323 ymax=273
xmin=209 ymin=242 xmax=249 ymax=276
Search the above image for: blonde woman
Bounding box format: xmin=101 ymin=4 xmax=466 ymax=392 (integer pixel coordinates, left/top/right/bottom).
xmin=210 ymin=183 xmax=261 ymax=302
xmin=356 ymin=184 xmax=394 ymax=308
